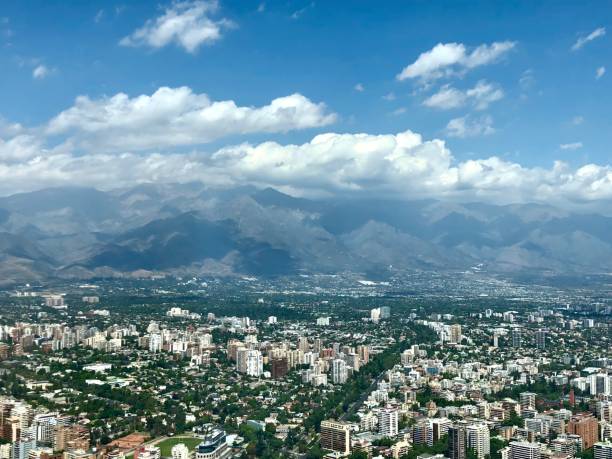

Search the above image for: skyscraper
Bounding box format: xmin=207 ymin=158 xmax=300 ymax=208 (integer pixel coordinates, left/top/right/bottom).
xmin=512 ymin=329 xmax=522 ymax=348
xmin=466 ymin=423 xmax=490 ymax=459
xmin=448 ymin=424 xmax=467 ymax=459
xmin=449 ymin=325 xmax=462 ymax=344
xmin=332 ymin=359 xmax=348 ymax=385
xmin=536 ymin=329 xmax=546 ymax=350
xmin=378 ymin=408 xmax=399 ymax=437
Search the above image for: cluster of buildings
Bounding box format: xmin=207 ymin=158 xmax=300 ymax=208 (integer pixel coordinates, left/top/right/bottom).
xmin=0 ymin=397 xmax=90 ymax=459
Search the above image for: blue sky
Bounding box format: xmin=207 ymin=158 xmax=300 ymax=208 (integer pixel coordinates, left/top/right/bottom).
xmin=0 ymin=0 xmax=611 ymax=207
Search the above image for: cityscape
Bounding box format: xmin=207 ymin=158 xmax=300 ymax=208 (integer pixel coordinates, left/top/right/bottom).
xmin=0 ymin=275 xmax=610 ymax=458
xmin=1 ymin=1 xmax=611 ymax=459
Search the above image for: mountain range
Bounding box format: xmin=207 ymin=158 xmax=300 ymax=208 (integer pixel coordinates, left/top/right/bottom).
xmin=0 ymin=183 xmax=611 ymax=285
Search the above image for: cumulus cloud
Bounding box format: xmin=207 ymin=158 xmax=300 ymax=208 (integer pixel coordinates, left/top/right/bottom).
xmin=445 ymin=115 xmax=495 ymax=138
xmin=423 ymin=80 xmax=503 ymax=110
xmin=596 ymin=66 xmax=606 ymax=79
xmin=354 ymin=83 xmax=365 ymax=92
xmin=396 ymin=41 xmax=515 ymax=82
xmin=560 ymin=142 xmax=583 ymax=150
xmin=571 ymin=27 xmax=606 ymax=51
xmin=0 ymin=128 xmax=610 ymax=208
xmin=46 ymin=86 xmax=337 ymax=151
xmin=120 ymin=0 xmax=233 ymax=53
xmin=32 ymin=64 xmax=50 ymax=79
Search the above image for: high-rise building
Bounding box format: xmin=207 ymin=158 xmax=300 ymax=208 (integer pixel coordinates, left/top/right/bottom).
xmin=512 ymin=329 xmax=522 ymax=348
xmin=270 ymin=358 xmax=288 ymax=379
xmin=148 ymin=334 xmax=162 ymax=353
xmin=320 ymin=420 xmax=351 ymax=455
xmin=55 ymin=423 xmax=90 ymax=452
xmin=378 ymin=408 xmax=398 ymax=437
xmin=236 ymin=349 xmax=263 ymax=377
xmin=448 ymin=424 xmax=467 ymax=459
xmin=466 ymin=423 xmax=490 ymax=459
xmin=297 ymin=337 xmax=309 ymax=353
xmin=568 ymin=413 xmax=598 ymax=449
xmin=332 ymin=359 xmax=348 ymax=385
xmin=520 ymin=393 xmax=537 ymax=411
xmin=536 ymin=329 xmax=546 ymax=350
xmin=449 ymin=325 xmax=462 ymax=344
xmin=594 ymin=442 xmax=612 ymax=459
xmin=357 ymin=345 xmax=369 ymax=365
xmin=509 ymin=441 xmax=540 ymax=459
xmin=429 ymin=418 xmax=452 ymax=446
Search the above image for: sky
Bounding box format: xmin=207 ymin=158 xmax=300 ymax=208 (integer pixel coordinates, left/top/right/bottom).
xmin=0 ymin=0 xmax=611 ymax=209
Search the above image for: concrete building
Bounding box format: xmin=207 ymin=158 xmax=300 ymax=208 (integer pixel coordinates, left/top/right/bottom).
xmin=320 ymin=420 xmax=351 ymax=455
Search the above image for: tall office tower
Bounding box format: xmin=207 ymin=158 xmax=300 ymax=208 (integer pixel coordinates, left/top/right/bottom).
xmin=236 ymin=349 xmax=263 ymax=377
xmin=536 ymin=329 xmax=546 ymax=350
xmin=55 ymin=423 xmax=90 ymax=452
xmin=594 ymin=442 xmax=612 ymax=459
xmin=520 ymin=392 xmax=537 ymax=411
xmin=270 ymin=358 xmax=288 ymax=379
xmin=568 ymin=413 xmax=599 ymax=449
xmin=332 ymin=359 xmax=348 ymax=385
xmin=412 ymin=420 xmax=431 ymax=446
xmin=33 ymin=413 xmax=58 ymax=446
xmin=449 ymin=324 xmax=462 ymax=344
xmin=448 ymin=424 xmax=467 ymax=459
xmin=509 ymin=441 xmax=540 ymax=459
xmin=0 ymin=398 xmax=15 ymax=441
xmin=466 ymin=423 xmax=491 ymax=459
xmin=320 ymin=420 xmax=351 ymax=455
xmin=171 ymin=444 xmax=189 ymax=459
xmin=429 ymin=418 xmax=452 ymax=446
xmin=298 ymin=336 xmax=310 ymax=353
xmin=379 ymin=306 xmax=391 ymax=319
xmin=9 ymin=403 xmax=33 ymax=441
xmin=590 ymin=374 xmax=611 ymax=396
xmin=512 ymin=329 xmax=522 ymax=348
xmin=357 ymin=345 xmax=369 ymax=364
xmin=148 ymin=334 xmax=162 ymax=353
xmin=378 ymin=408 xmax=399 ymax=438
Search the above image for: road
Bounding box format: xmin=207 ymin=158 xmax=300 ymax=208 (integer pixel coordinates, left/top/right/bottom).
xmin=339 ymin=371 xmax=386 ymax=422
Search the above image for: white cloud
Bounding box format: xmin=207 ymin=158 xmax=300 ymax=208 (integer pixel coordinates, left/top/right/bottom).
xmin=396 ymin=41 xmax=516 ymax=82
xmin=391 ymin=107 xmax=406 ymax=116
xmin=382 ymin=92 xmax=396 ymax=101
xmin=354 ymin=83 xmax=365 ymax=92
xmin=423 ymin=85 xmax=466 ymax=109
xmin=46 ymin=87 xmax=337 ymax=151
xmin=0 ymin=128 xmax=610 ymax=208
xmin=596 ymin=66 xmax=606 ymax=79
xmin=119 ymin=0 xmax=233 ymax=53
xmin=423 ymin=80 xmax=503 ymax=110
xmin=560 ymin=142 xmax=583 ymax=150
xmin=445 ymin=115 xmax=495 ymax=138
xmin=572 ymin=116 xmax=584 ymax=126
xmin=94 ymin=9 xmax=105 ymax=23
xmin=571 ymin=27 xmax=606 ymax=51
xmin=32 ymin=64 xmax=50 ymax=79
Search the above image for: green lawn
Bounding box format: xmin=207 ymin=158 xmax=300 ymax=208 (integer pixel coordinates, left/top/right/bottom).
xmin=157 ymin=437 xmax=202 ymax=457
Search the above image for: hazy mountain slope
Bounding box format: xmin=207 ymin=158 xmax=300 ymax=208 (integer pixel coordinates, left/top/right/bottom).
xmin=0 ymin=184 xmax=610 ymax=282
